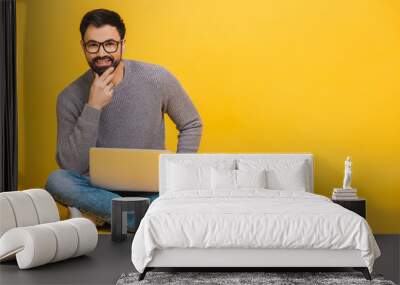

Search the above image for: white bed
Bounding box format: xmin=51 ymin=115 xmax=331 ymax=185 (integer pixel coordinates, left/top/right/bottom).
xmin=131 ymin=153 xmax=380 ymax=280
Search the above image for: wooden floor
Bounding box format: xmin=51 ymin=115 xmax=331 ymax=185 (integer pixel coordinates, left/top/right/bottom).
xmin=0 ymin=234 xmax=398 ymax=285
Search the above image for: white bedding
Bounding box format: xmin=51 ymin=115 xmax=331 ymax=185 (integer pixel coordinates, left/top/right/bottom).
xmin=131 ymin=190 xmax=380 ymax=273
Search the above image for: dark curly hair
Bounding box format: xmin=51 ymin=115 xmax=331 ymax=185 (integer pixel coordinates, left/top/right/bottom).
xmin=80 ymin=9 xmax=126 ymax=40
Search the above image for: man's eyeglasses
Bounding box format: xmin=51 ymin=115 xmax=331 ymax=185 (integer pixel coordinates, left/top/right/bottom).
xmin=83 ymin=39 xmax=123 ymax=54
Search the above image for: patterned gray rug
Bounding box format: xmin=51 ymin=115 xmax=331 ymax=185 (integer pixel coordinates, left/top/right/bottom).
xmin=116 ymin=271 xmax=396 ymax=285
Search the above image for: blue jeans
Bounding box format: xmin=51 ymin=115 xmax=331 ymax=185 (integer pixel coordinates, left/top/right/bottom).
xmin=44 ymin=169 xmax=159 ymax=229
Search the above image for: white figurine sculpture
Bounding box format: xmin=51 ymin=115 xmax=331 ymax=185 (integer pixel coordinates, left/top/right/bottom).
xmin=342 ymin=156 xmax=352 ymax=189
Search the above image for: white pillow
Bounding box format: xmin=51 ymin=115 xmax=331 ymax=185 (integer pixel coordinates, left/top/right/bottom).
xmin=236 ymin=169 xmax=267 ymax=188
xmin=237 ymin=159 xmax=308 ymax=191
xmin=266 ymin=166 xmax=307 ymax=191
xmin=167 ymin=162 xmax=211 ymax=191
xmin=211 ymin=169 xmax=268 ymax=190
xmin=211 ymin=168 xmax=236 ymax=190
xmin=166 ymin=159 xmax=236 ymax=192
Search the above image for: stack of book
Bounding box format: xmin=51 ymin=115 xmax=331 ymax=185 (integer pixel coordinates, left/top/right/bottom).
xmin=332 ymin=188 xmax=358 ymax=200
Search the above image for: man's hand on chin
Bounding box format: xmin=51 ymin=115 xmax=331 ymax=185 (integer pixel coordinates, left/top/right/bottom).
xmin=88 ymin=66 xmax=115 ymax=110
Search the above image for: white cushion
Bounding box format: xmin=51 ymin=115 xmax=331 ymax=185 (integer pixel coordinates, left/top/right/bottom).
xmin=167 ymin=163 xmax=212 ymax=191
xmin=237 ymin=159 xmax=308 ymax=191
xmin=236 ymin=169 xmax=267 ymax=188
xmin=65 ymin=218 xmax=98 ymax=257
xmin=211 ymin=168 xmax=237 ymax=190
xmin=167 ymin=159 xmax=235 ymax=192
xmin=42 ymin=222 xmax=78 ymax=262
xmin=0 ymin=196 xmax=17 ymax=237
xmin=0 ymin=218 xmax=97 ymax=269
xmin=24 ymin=189 xmax=60 ymax=224
xmin=1 ymin=191 xmax=40 ymax=227
xmin=0 ymin=189 xmax=60 ymax=238
xmin=211 ymin=169 xmax=268 ymax=190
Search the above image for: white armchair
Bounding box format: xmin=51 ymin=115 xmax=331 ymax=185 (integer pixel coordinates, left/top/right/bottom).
xmin=0 ymin=189 xmax=98 ymax=269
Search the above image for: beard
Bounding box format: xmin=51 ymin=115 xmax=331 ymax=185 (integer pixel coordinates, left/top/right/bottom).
xmin=89 ymin=55 xmax=121 ymax=76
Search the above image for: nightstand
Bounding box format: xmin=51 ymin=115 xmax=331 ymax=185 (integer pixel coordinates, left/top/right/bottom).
xmin=332 ymin=198 xmax=366 ymax=219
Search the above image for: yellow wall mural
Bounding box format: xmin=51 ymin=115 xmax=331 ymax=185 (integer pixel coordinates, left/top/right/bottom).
xmin=16 ymin=0 xmax=400 ymax=233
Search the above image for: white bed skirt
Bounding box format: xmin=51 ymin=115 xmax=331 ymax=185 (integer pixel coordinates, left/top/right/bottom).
xmin=148 ymin=248 xmax=366 ymax=268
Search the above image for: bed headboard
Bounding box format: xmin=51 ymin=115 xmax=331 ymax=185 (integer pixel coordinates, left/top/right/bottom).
xmin=159 ymin=153 xmax=314 ymax=195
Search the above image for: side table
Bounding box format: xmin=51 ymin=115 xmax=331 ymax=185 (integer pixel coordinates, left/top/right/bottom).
xmin=111 ymin=197 xmax=150 ymax=241
xmin=332 ymin=198 xmax=366 ymax=219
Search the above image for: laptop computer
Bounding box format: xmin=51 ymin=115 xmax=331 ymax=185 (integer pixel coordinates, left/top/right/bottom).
xmin=89 ymin=147 xmax=171 ymax=192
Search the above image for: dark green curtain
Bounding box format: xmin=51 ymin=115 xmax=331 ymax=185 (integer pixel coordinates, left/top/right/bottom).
xmin=0 ymin=0 xmax=18 ymax=192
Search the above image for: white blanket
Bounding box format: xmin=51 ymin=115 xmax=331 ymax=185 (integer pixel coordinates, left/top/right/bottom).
xmin=131 ymin=190 xmax=380 ymax=273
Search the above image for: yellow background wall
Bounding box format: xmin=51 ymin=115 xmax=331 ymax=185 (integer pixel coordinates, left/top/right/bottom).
xmin=16 ymin=0 xmax=400 ymax=233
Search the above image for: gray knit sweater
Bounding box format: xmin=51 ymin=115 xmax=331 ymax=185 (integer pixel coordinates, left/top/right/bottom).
xmin=56 ymin=59 xmax=202 ymax=176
